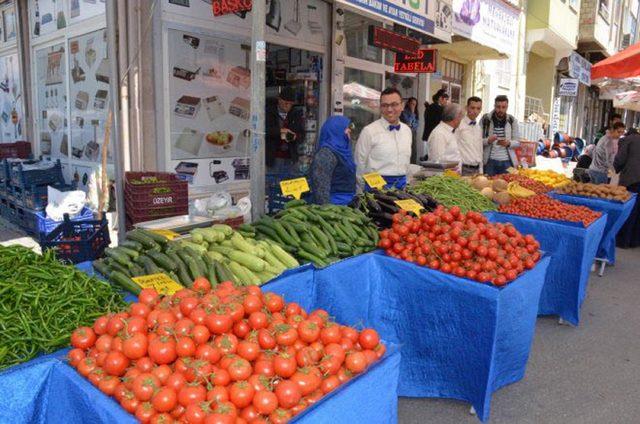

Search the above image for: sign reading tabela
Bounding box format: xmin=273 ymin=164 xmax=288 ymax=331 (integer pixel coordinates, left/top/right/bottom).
xmin=394 ymin=199 xmax=424 ymax=216
xmin=280 ymin=177 xmax=310 ymax=200
xmin=394 ymin=49 xmax=437 ymax=73
xmin=212 ymin=0 xmax=252 ymax=17
xmin=363 ymin=172 xmax=387 ymax=190
xmin=368 ymin=26 xmax=420 ymax=56
xmin=132 ymin=273 xmax=183 ymax=295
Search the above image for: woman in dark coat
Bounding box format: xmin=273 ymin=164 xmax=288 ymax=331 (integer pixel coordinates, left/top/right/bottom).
xmin=614 ymin=130 xmax=640 ymax=248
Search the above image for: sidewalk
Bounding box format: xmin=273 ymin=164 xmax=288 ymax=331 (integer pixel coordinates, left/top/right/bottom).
xmin=399 ymin=247 xmax=640 ymax=423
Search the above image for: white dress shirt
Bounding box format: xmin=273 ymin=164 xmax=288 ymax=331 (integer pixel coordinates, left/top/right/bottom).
xmin=355 ymin=118 xmax=412 ymax=177
xmin=457 ymin=115 xmax=484 ymax=172
xmin=427 ymin=121 xmax=461 ymax=165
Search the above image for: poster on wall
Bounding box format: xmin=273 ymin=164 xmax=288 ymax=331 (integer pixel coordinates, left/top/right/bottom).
xmin=1 ymin=4 xmax=17 ymax=42
xmin=69 ymin=0 xmax=106 ymax=23
xmin=163 ymin=0 xmax=328 ymax=48
xmin=69 ymin=29 xmax=112 ymax=164
xmin=452 ymin=0 xmax=519 ymax=56
xmin=31 ymin=0 xmax=68 ymax=37
xmin=0 ymin=53 xmax=24 ymax=143
xmin=169 ymin=29 xmax=251 ymax=186
xmin=35 ymin=43 xmax=68 ymax=160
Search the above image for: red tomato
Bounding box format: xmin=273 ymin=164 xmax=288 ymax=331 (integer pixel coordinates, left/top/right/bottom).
xmin=345 ymin=351 xmax=367 ymax=373
xmin=229 ymin=381 xmax=255 ymax=408
xmin=191 ymin=325 xmax=211 ymax=345
xmin=275 ymin=325 xmax=298 ymax=346
xmin=248 ymin=312 xmax=268 ymax=330
xmin=148 ymin=337 xmax=177 ymax=365
xmin=165 ymin=372 xmax=187 ymax=392
xmin=207 ymin=386 xmax=229 ymax=403
xmin=296 ymin=346 xmax=320 ymax=368
xmin=358 ymin=329 xmax=380 ymax=350
xmin=152 ymin=387 xmax=178 ymax=412
xmin=257 ymin=329 xmax=276 ymax=350
xmin=214 ymin=334 xmax=238 ymax=355
xmin=123 ymin=332 xmax=148 ymax=360
xmin=195 ymin=343 xmax=221 ymax=364
xmin=176 ymin=336 xmax=197 ymax=357
xmin=103 ymin=351 xmax=130 ymax=376
xmin=237 ymin=340 xmax=260 ymax=361
xmin=67 ymin=348 xmax=86 ymax=367
xmin=71 ymin=327 xmax=96 ymax=349
xmin=273 ymin=353 xmax=297 ymax=378
xmin=270 ymin=408 xmax=293 ymax=424
xmin=320 ymin=375 xmax=341 ymax=394
xmin=152 ymin=364 xmax=172 ymax=384
xmin=93 ymin=316 xmax=110 ymax=336
xmin=228 ymin=358 xmax=252 ymax=381
xmin=178 ymin=384 xmax=207 ymax=407
xmin=192 ymin=277 xmax=212 ymax=293
xmin=263 ymin=293 xmax=284 ymax=313
xmin=253 ymin=359 xmax=275 ymax=377
xmin=139 ymin=289 xmax=160 ymax=306
xmin=274 ymin=380 xmax=301 ymax=409
xmin=252 ymin=390 xmax=278 ymax=415
xmin=210 ymin=367 xmax=231 ymax=387
xmin=297 ymin=320 xmax=320 ymax=343
xmin=132 ymin=373 xmax=160 ymax=402
xmin=291 ymin=368 xmax=321 ymax=396
xmin=206 ymin=312 xmax=233 ymax=335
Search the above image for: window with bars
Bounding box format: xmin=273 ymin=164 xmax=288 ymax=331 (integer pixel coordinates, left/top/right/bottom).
xmin=524 ymin=96 xmax=545 ymax=120
xmin=442 ymin=59 xmax=464 ymax=84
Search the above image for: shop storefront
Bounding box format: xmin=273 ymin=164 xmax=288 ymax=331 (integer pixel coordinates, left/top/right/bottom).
xmin=0 ymin=1 xmax=24 ymax=144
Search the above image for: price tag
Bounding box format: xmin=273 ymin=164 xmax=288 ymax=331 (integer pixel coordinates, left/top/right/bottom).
xmin=149 ymin=229 xmax=181 ymax=240
xmin=394 ymin=199 xmax=424 ymax=216
xmin=132 ymin=273 xmax=184 ymax=295
xmin=363 ymin=172 xmax=387 ymax=189
xmin=280 ymin=177 xmax=310 ymax=199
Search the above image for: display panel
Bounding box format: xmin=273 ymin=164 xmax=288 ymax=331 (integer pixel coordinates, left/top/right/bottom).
xmin=0 ymin=53 xmax=24 ymax=143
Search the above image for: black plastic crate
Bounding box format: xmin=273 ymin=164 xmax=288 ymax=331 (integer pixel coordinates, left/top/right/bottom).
xmin=266 ymin=173 xmax=312 ymax=214
xmin=40 ymin=215 xmax=110 ymax=264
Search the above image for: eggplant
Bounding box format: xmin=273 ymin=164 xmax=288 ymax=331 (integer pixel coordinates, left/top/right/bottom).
xmin=366 ymin=196 xmax=382 ymax=213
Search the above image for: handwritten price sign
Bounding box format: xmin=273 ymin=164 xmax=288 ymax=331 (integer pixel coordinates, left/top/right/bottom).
xmin=132 ymin=273 xmax=183 ymax=295
xmin=280 ymin=177 xmax=310 ymax=200
xmin=363 ymin=172 xmax=387 ymax=190
xmin=394 ymin=199 xmax=424 ymax=216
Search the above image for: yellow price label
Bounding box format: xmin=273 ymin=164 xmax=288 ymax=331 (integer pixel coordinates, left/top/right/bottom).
xmin=394 ymin=199 xmax=424 ymax=216
xmin=280 ymin=177 xmax=310 ymax=200
xmin=149 ymin=229 xmax=181 ymax=240
xmin=132 ymin=273 xmax=184 ymax=295
xmin=363 ymin=172 xmax=387 ymax=189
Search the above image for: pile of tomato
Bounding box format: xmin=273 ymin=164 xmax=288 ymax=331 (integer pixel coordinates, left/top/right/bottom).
xmin=492 ymin=174 xmax=551 ymax=194
xmin=67 ymin=280 xmax=385 ymax=424
xmin=378 ymin=206 xmax=541 ymax=286
xmin=499 ymin=194 xmax=601 ymax=227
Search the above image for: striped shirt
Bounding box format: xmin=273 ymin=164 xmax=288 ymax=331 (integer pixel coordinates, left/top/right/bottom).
xmin=489 ymin=120 xmax=510 ymax=161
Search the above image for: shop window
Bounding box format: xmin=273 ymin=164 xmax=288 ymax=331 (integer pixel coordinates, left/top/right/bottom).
xmin=344 ymin=11 xmax=382 ymax=63
xmin=524 ymin=96 xmax=545 ymax=120
xmin=344 ymin=68 xmax=382 ymax=140
xmin=30 ymin=0 xmax=105 ymax=38
xmin=0 ymin=53 xmax=23 ymax=143
xmin=0 ymin=3 xmax=17 ymax=43
xmin=385 ymin=73 xmax=417 ymax=100
xmin=495 ymin=58 xmax=511 ymax=89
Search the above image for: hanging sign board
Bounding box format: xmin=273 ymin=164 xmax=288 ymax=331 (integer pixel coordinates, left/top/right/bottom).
xmin=558 ymin=78 xmax=579 ymax=97
xmin=394 ymin=49 xmax=437 ymax=73
xmin=212 ymin=0 xmax=252 ymax=17
xmin=368 ymin=26 xmax=421 ymax=56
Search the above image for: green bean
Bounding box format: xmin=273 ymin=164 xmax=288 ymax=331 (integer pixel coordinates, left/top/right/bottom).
xmin=409 ymin=175 xmax=498 ymax=213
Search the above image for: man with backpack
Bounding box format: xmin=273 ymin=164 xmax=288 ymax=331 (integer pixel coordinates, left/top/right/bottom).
xmin=481 ymin=95 xmax=520 ymax=176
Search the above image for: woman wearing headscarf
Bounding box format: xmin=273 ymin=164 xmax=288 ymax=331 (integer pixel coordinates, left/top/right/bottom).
xmin=310 ymin=116 xmax=356 ymax=205
xmin=614 ymin=129 xmax=640 ymax=248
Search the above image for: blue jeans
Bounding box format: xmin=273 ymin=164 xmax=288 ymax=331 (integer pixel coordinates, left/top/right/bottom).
xmin=484 ymin=159 xmax=512 ymax=176
xmin=588 ymin=169 xmax=609 ymax=184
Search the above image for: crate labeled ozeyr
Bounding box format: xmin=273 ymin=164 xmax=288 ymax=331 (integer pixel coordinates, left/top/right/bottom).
xmin=124 ymin=172 xmax=188 ymax=209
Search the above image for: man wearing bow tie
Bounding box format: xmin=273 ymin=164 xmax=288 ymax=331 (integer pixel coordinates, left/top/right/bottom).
xmin=456 ymin=96 xmax=484 ymax=175
xmin=355 ymin=87 xmax=412 ymax=189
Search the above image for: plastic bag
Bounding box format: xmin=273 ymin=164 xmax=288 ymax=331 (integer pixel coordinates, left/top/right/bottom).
xmin=45 ymin=186 xmax=87 ymax=221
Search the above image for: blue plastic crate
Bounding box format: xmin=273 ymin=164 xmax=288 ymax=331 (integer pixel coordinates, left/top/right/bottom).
xmin=11 ymin=206 xmax=94 ymax=239
xmin=40 ymin=215 xmax=110 ymax=264
xmin=36 ymin=207 xmax=95 ymax=235
xmin=9 ymin=159 xmax=64 ymax=189
xmin=266 ymin=173 xmax=312 ymax=214
xmin=11 ymin=183 xmax=76 ymax=210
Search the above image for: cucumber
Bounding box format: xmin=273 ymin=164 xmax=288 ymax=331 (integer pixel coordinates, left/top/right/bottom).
xmin=286 ymin=208 xmax=309 ymax=221
xmin=116 ymin=246 xmax=140 ymax=259
xmin=191 ymin=253 xmax=209 ymax=278
xmin=184 ymin=256 xmax=205 ymax=280
xmin=269 ymin=243 xmax=300 ymax=268
xmin=179 ymin=241 xmax=207 ymax=255
xmin=105 ymin=248 xmax=132 ymax=267
xmin=310 ymin=226 xmax=331 ymax=252
xmin=255 ymin=270 xmax=277 ymax=284
xmin=107 ymin=260 xmax=132 ymax=277
xmin=129 ymin=263 xmax=146 ymax=277
xmin=254 ymin=225 xmax=283 ymax=244
xmin=176 ymin=262 xmax=193 ymax=287
xmin=228 ymin=261 xmax=260 ymax=286
xmin=126 ymin=230 xmax=160 ymax=249
xmin=207 ymin=262 xmax=220 ymax=287
xmin=227 ymin=250 xmax=267 ymax=272
xmin=300 ymin=241 xmax=327 ymax=259
xmin=296 ymin=249 xmax=328 ymax=267
xmin=206 ymin=250 xmax=225 ymax=262
xmin=92 ymin=260 xmax=111 ymax=277
xmin=147 ymin=251 xmax=177 ymax=271
xmin=139 ymin=255 xmax=161 ymax=274
xmin=208 ymin=245 xmax=235 ymax=256
xmin=121 ymin=240 xmax=143 ymax=251
xmin=325 ymin=232 xmax=338 ymax=256
xmin=110 ymin=271 xmax=141 ymax=295
xmin=271 ymin=221 xmax=296 ymax=247
xmin=137 ymin=229 xmax=169 ymax=245
xmin=284 ymin=199 xmax=307 ymax=209
xmin=215 ymin=261 xmax=235 ymax=283
xmin=238 ymin=224 xmax=256 ymax=233
xmin=281 ymin=221 xmax=302 ymax=245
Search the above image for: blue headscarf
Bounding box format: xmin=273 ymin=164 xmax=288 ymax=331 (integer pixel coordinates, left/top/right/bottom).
xmin=317 ymin=116 xmax=356 ymax=174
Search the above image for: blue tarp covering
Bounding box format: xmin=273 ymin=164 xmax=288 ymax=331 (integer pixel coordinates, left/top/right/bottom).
xmin=549 ymin=192 xmax=637 ymax=264
xmin=264 ymin=253 xmax=551 ymax=422
xmin=0 ymin=343 xmax=401 ymax=424
xmin=486 ymin=212 xmax=607 ymax=325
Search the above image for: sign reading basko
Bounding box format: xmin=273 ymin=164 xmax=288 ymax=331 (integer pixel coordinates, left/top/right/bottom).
xmin=452 ymin=0 xmax=519 ymax=56
xmin=558 ymin=78 xmax=579 ymax=97
xmin=337 ymin=0 xmax=436 ymax=36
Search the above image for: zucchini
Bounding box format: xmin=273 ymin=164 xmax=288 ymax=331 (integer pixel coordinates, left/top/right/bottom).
xmin=238 ymin=224 xmax=256 ymax=233
xmin=137 ymin=229 xmax=169 ymax=245
xmin=139 ymin=255 xmax=161 ymax=275
xmin=281 ymin=221 xmax=302 ymax=245
xmin=300 ymin=241 xmax=327 ymax=259
xmin=254 ymin=225 xmax=283 ymax=244
xmin=147 ymin=251 xmax=178 ymax=271
xmin=206 ymin=250 xmax=225 ymax=262
xmin=184 ymin=255 xmax=205 ymax=280
xmin=105 ymin=248 xmax=132 ymax=267
xmin=296 ymin=249 xmax=328 ymax=267
xmin=211 ymin=224 xmax=233 ymax=237
xmin=92 ymin=260 xmax=111 ymax=277
xmin=208 ymin=245 xmax=235 ymax=256
xmin=227 ymin=250 xmax=267 ymax=272
xmin=231 ymin=233 xmax=260 ymax=256
xmin=108 ymin=260 xmax=132 ymax=277
xmin=272 ymin=221 xmax=296 ymax=247
xmin=284 ymin=199 xmax=307 ymax=209
xmin=129 ymin=263 xmax=146 ymax=277
xmin=207 ymin=262 xmax=219 ymax=287
xmin=110 ymin=271 xmax=141 ymax=295
xmin=228 ymin=261 xmax=260 ymax=286
xmin=126 ymin=230 xmax=160 ymax=249
xmin=179 ymin=241 xmax=207 ymax=255
xmin=121 ymin=240 xmax=143 ymax=251
xmin=116 ymin=246 xmax=140 ymax=259
xmin=269 ymin=243 xmax=300 ymax=268
xmin=215 ymin=261 xmax=235 ymax=283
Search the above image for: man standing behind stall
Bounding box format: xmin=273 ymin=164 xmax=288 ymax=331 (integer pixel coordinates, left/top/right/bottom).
xmin=427 ymin=103 xmax=464 ymax=170
xmin=355 ymin=87 xmax=412 ymax=189
xmin=457 ymin=96 xmax=484 ymax=175
xmin=265 ymin=87 xmax=305 ymax=173
xmin=481 ymin=95 xmax=520 ymax=176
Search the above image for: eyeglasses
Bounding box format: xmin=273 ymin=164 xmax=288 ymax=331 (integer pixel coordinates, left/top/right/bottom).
xmin=381 ymin=102 xmax=402 ymax=109
xmin=348 ymin=122 xmax=356 ymax=131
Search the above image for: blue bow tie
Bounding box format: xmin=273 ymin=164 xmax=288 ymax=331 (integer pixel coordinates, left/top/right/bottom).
xmin=388 ymin=125 xmax=400 ymax=131
xmin=469 ymin=121 xmax=477 ymax=126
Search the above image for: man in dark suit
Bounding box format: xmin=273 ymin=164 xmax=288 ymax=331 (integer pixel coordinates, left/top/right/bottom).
xmin=265 ymin=86 xmax=305 ymax=172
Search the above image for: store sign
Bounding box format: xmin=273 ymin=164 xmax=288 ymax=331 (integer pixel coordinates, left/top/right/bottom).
xmin=550 ymin=96 xmax=561 ymax=135
xmin=212 ymin=0 xmax=252 ymax=17
xmin=569 ymin=52 xmax=592 ymax=86
xmin=559 ymin=78 xmax=579 ymax=97
xmin=368 ymin=26 xmax=420 ymax=55
xmin=394 ymin=49 xmax=437 ymax=73
xmin=452 ymin=0 xmax=519 ymax=56
xmin=338 ymin=0 xmax=438 ymax=38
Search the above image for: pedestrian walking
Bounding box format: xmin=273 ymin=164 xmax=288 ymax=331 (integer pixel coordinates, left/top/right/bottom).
xmin=614 ymin=129 xmax=640 ymax=248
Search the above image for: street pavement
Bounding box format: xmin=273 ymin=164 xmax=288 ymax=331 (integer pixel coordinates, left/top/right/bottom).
xmin=399 ymin=247 xmax=640 ymax=423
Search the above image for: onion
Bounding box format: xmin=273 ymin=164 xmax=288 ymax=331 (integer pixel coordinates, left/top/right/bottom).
xmin=480 ymin=187 xmax=495 ymax=199
xmin=472 ymin=176 xmax=491 ymax=190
